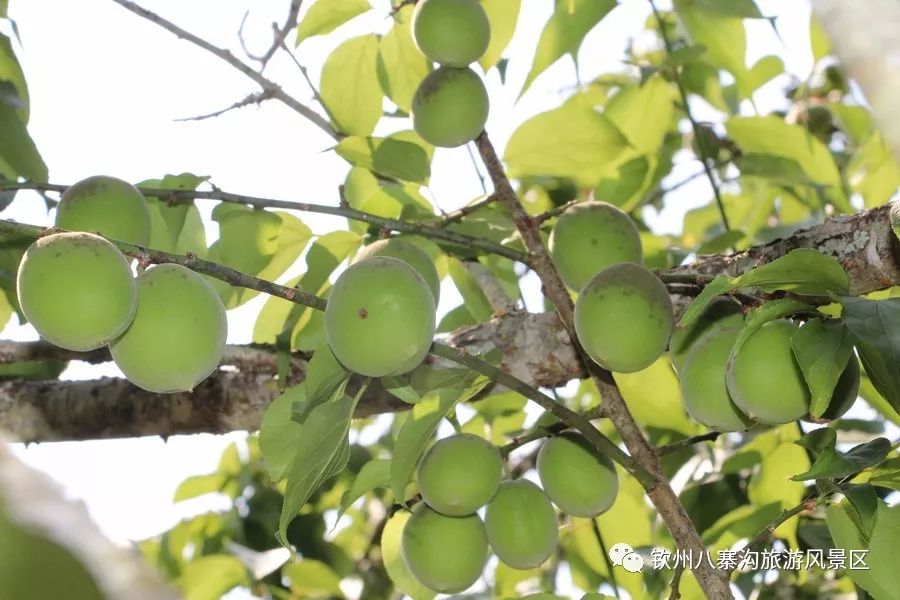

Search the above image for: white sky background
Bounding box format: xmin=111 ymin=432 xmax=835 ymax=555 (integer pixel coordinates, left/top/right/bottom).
xmin=0 ymin=0 xmax=841 ymax=582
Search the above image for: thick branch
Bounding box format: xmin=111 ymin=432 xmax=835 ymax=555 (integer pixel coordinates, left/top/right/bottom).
xmin=0 ymin=182 xmax=526 ymax=263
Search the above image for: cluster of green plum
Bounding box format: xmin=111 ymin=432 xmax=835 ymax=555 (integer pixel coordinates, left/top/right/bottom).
xmin=399 ymin=431 xmax=620 ymax=594
xmin=409 ymin=0 xmax=491 ymax=147
xmin=550 ymin=201 xmax=675 ymax=373
xmin=15 ymin=176 xmax=227 ymax=393
xmin=674 ymin=300 xmax=859 ymax=431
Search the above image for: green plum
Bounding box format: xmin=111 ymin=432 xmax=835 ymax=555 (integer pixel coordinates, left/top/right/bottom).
xmin=56 ymin=175 xmax=150 ymax=245
xmin=485 ymin=480 xmax=558 ymax=569
xmin=412 ymin=0 xmax=490 ymax=67
xmin=412 ymin=66 xmax=489 ymax=148
xmin=355 ymin=238 xmax=440 ymax=302
xmin=537 ymin=432 xmax=619 ymax=517
xmin=418 ymin=433 xmax=502 ymax=516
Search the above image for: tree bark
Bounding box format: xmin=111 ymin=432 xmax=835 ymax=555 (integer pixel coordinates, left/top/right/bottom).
xmin=0 ymin=203 xmax=896 ymax=442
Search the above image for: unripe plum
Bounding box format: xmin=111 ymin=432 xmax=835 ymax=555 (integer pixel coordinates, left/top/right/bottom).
xmin=17 ymin=232 xmax=136 ymax=351
xmin=537 ymin=432 xmax=618 ymax=517
xmin=325 ymin=257 xmax=436 ymax=377
xmin=355 ymin=238 xmax=440 ymax=303
xmin=806 ymin=354 xmax=860 ymax=423
xmin=412 ymin=66 xmax=489 ymax=148
xmin=669 ymin=296 xmax=743 ymax=371
xmin=110 ymin=264 xmax=227 ymax=393
xmin=680 ymin=327 xmax=754 ymax=432
xmin=418 ymin=433 xmax=501 ymax=516
xmin=412 ymin=0 xmax=490 ymax=67
xmin=549 ymin=201 xmax=643 ymax=292
xmin=484 ymin=480 xmax=558 ymax=569
xmin=727 ymin=320 xmax=809 ymax=425
xmin=401 ymin=503 xmax=488 ymax=593
xmin=574 ymin=262 xmax=674 ymax=373
xmin=56 ymin=176 xmax=151 ymax=245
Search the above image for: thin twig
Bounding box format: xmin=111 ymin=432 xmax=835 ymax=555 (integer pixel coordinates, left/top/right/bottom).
xmin=0 ymin=181 xmax=526 ymax=263
xmin=727 ymin=495 xmax=819 ymax=574
xmin=499 ymin=405 xmax=607 ymax=457
xmin=668 ymin=564 xmax=684 ymax=600
xmin=109 ymin=0 xmax=336 ymax=139
xmin=591 ymin=519 xmax=621 ymax=599
xmin=249 ymin=0 xmax=302 ymax=69
xmin=532 ymin=199 xmax=580 ymax=225
xmin=174 ymin=89 xmax=276 ymax=122
xmin=278 ymin=40 xmax=324 ymax=106
xmin=435 ymin=194 xmax=499 ymax=227
xmin=649 ymin=1 xmax=731 ymax=233
xmin=466 ymin=143 xmax=489 ymax=194
xmin=657 ymin=431 xmax=722 ymax=456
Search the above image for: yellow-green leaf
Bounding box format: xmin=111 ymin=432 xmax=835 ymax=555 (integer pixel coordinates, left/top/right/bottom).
xmin=478 ymin=0 xmax=522 ymax=71
xmin=296 ymin=0 xmax=371 ymax=44
xmin=320 ymin=35 xmax=383 ymax=136
xmin=377 ymin=5 xmax=431 ymax=113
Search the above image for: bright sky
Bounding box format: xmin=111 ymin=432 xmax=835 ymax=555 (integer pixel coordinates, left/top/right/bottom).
xmin=0 ymin=0 xmax=831 ymax=586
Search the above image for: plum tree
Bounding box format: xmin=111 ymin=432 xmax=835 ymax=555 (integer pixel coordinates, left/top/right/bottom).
xmin=680 ymin=327 xmax=754 ymax=432
xmin=109 ymin=264 xmax=227 ymax=393
xmin=807 ymin=355 xmax=860 ymax=423
xmin=355 ymin=238 xmax=441 ymax=302
xmin=401 ymin=503 xmax=488 ymax=593
xmin=549 ymin=201 xmax=643 ymax=292
xmin=417 ymin=433 xmax=501 ymax=516
xmin=55 ymin=175 xmax=151 ymax=246
xmin=574 ymin=262 xmax=674 ymax=373
xmin=412 ymin=0 xmax=489 ymax=67
xmin=16 ymin=232 xmax=137 ymax=351
xmin=537 ymin=432 xmax=618 ymax=517
xmin=727 ymin=320 xmax=809 ymax=424
xmin=325 ymin=256 xmax=436 ymax=377
xmin=412 ymin=66 xmax=489 ymax=148
xmin=669 ymin=297 xmax=743 ymax=371
xmin=484 ymin=480 xmax=558 ymax=569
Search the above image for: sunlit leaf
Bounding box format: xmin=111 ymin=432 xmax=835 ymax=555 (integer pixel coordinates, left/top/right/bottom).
xmin=320 ymin=35 xmax=382 ymax=136
xmin=478 ymin=0 xmax=522 ymax=71
xmin=376 ymin=5 xmax=430 ymax=113
xmin=296 ymin=0 xmax=371 ymax=44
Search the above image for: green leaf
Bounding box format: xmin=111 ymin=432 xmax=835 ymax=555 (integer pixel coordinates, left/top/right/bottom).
xmin=604 ymin=74 xmax=676 ymax=153
xmin=258 ymin=385 xmax=306 ymax=482
xmin=520 ymin=0 xmax=616 ymax=97
xmin=337 ymin=458 xmax=391 ymax=520
xmin=140 ymin=173 xmax=209 ymax=256
xmin=504 ymin=103 xmax=629 ymax=188
xmin=447 ymin=257 xmax=493 ymax=322
xmin=675 ymin=0 xmax=749 ymax=85
xmin=847 ymin=131 xmax=900 ymax=209
xmin=320 ymin=35 xmax=382 ymax=136
xmin=613 ymin=357 xmax=698 ymax=437
xmin=731 ymin=248 xmax=849 ymax=294
xmin=283 ymin=560 xmax=343 ymax=597
xmin=296 ymin=0 xmax=371 ymax=44
xmin=334 ymin=136 xmax=430 ymax=183
xmin=841 ymin=296 xmax=900 ymax=413
xmin=743 ymin=55 xmax=784 ymax=95
xmin=342 ymin=166 xmax=433 ymax=235
xmin=790 ymin=320 xmax=854 ymax=417
xmin=792 ymin=428 xmax=891 ymax=480
xmin=677 ymin=275 xmax=733 ymax=329
xmin=0 ymin=34 xmax=28 ymax=117
xmin=173 ymin=472 xmax=229 ymax=502
xmin=0 ymin=100 xmax=46 ymax=181
xmin=827 ymin=498 xmax=900 ymax=599
xmin=380 ymin=373 xmax=422 ymax=404
xmin=304 ymin=344 xmax=350 ymax=415
xmin=865 ymin=457 xmax=900 ymax=491
xmin=731 ymin=298 xmax=815 ymax=353
xmin=178 ymin=554 xmax=249 ymax=600
xmin=691 ymin=0 xmax=763 ymax=18
xmin=478 ymin=0 xmax=521 ymax=71
xmin=210 ymin=208 xmax=313 ymax=309
xmin=810 ymin=15 xmax=831 ymax=61
xmin=278 ymin=394 xmax=358 ymax=544
xmin=726 ymin=116 xmax=849 ymax=210
xmin=376 ymin=5 xmax=431 ymax=113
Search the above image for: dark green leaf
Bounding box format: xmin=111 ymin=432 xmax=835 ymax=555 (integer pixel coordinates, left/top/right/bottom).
xmin=380 ymin=374 xmax=421 ymax=404
xmin=792 ymin=429 xmax=891 ymax=481
xmin=730 ymin=248 xmax=849 ymax=294
xmin=791 ymin=319 xmax=854 ymax=417
xmin=841 ymin=296 xmax=900 ymax=413
xmin=677 ymin=276 xmax=732 ymax=329
xmin=258 ymin=386 xmax=306 ymax=481
xmin=865 ymin=457 xmax=900 ymax=491
xmin=303 ymin=344 xmax=351 ymax=419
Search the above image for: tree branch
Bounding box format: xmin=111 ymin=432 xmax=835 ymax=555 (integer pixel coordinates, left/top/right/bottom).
xmin=0 ymin=182 xmax=526 ymax=263
xmin=174 ymin=89 xmax=276 ymax=122
xmin=727 ymin=496 xmax=819 ymax=574
xmin=657 ymin=431 xmax=722 ymax=456
xmin=472 ymin=131 xmax=734 ymax=599
xmin=109 ymin=0 xmax=336 ymax=139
